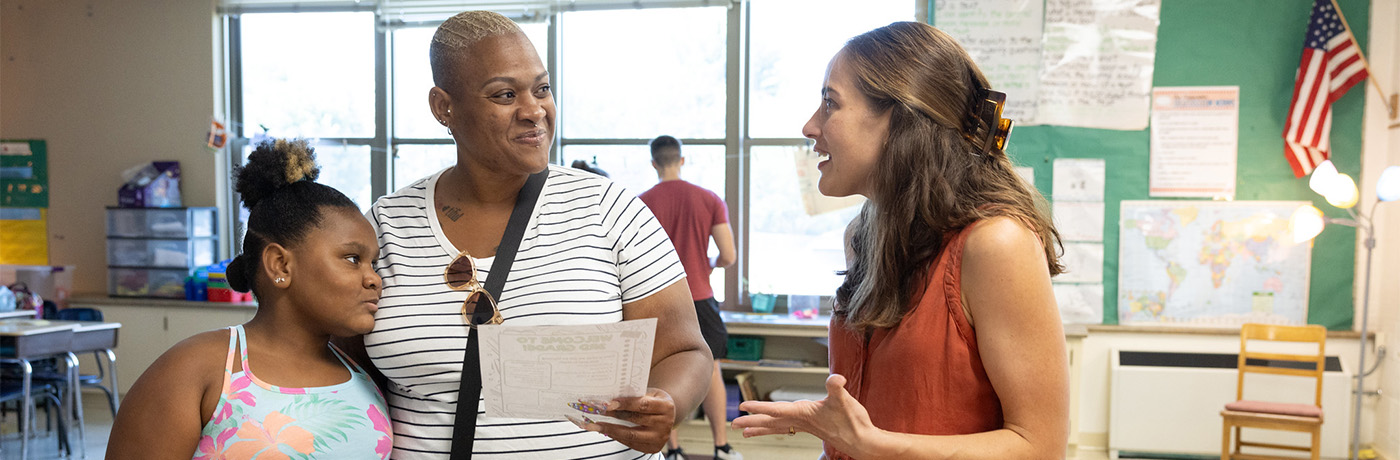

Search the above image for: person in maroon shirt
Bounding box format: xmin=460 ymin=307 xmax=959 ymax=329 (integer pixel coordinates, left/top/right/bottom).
xmin=638 ymin=135 xmax=741 ymax=460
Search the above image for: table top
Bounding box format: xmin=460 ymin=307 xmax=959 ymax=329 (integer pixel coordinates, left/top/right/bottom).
xmin=71 ymin=295 xmax=258 ymax=311
xmin=0 ymin=310 xmax=37 ymax=319
xmin=0 ymin=319 xmax=122 ymax=336
xmin=50 ymin=320 xmax=122 ymax=332
xmin=0 ymin=319 xmax=79 ymax=336
xmin=720 ymin=311 xmax=830 ymax=328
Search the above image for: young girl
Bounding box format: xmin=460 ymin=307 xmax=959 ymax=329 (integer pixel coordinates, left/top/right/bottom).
xmin=107 ymin=139 xmax=392 ymax=459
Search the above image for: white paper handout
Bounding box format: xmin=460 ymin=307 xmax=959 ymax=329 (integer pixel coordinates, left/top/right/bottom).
xmin=1057 ymin=242 xmax=1104 ymax=284
xmin=1053 ymin=283 xmax=1103 ymax=324
xmin=1149 ymin=86 xmax=1239 ymax=198
xmin=1053 ymin=201 xmax=1105 ymax=242
xmin=478 ymin=318 xmax=657 ymax=425
xmin=1014 ymin=166 xmax=1036 ymax=188
xmin=1052 ymin=158 xmax=1106 ymax=202
xmin=0 ymin=142 xmax=32 ymax=156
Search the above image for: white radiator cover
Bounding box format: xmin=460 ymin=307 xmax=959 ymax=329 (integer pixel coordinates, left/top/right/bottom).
xmin=1109 ymin=348 xmax=1352 ymax=458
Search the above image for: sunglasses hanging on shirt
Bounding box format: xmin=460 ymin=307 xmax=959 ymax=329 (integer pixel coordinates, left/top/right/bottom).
xmin=444 ymin=251 xmax=504 ymax=328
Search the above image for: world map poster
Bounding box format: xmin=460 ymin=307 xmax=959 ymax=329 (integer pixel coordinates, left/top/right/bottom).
xmin=1118 ymin=201 xmax=1312 ymax=326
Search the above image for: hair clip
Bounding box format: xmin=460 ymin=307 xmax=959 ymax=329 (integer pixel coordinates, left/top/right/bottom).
xmin=964 ymin=88 xmax=1014 ymax=157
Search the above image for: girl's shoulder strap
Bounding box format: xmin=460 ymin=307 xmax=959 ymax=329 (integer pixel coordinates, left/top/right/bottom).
xmin=218 ymin=325 xmax=239 ymax=395
xmin=327 ymin=341 xmax=369 ymax=375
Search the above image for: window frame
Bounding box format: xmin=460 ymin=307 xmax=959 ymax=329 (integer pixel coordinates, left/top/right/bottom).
xmin=221 ymin=1 xmax=918 ymax=311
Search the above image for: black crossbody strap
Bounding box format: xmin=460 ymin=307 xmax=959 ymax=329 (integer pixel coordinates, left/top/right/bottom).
xmin=450 ymin=170 xmax=548 ymax=460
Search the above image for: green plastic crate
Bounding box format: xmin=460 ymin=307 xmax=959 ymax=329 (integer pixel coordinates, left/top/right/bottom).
xmin=726 ymin=335 xmax=764 ymax=361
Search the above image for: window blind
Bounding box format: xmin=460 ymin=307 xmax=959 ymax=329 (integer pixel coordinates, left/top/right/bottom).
xmin=219 ymin=0 xmax=734 ymax=24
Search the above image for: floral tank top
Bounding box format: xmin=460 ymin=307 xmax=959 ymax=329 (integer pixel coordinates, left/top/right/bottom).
xmin=195 ymin=325 xmax=392 ymax=460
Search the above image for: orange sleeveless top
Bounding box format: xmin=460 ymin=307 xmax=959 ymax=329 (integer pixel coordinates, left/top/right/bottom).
xmin=826 ymin=223 xmax=1001 ymax=459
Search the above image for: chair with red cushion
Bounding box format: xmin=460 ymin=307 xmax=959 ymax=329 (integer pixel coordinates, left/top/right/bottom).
xmin=1220 ymin=323 xmax=1327 ymax=460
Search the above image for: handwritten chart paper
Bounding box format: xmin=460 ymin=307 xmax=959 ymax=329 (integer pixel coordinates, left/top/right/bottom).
xmin=934 ymin=0 xmax=1046 ymax=124
xmin=1149 ymin=86 xmax=1239 ymax=198
xmin=1036 ymin=0 xmax=1161 ymax=130
xmin=479 ymin=318 xmax=656 ymax=422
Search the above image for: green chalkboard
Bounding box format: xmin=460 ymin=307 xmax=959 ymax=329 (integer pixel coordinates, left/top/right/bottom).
xmin=939 ymin=1 xmax=1368 ymax=329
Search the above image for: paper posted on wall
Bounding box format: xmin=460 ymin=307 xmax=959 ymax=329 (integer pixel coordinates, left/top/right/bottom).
xmin=478 ymin=318 xmax=657 ymax=426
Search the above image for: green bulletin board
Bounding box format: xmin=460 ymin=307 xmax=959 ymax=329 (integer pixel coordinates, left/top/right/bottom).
xmin=0 ymin=139 xmax=48 ymax=208
xmin=939 ymin=1 xmax=1368 ymax=329
xmin=0 ymin=139 xmax=50 ymax=265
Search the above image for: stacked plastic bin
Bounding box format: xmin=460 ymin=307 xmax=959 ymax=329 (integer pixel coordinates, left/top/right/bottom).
xmin=204 ymin=262 xmax=251 ymax=302
xmin=106 ymin=207 xmax=218 ymax=298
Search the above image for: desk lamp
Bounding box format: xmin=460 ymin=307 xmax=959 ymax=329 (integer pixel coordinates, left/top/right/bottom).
xmin=1289 ymin=160 xmax=1400 ymax=460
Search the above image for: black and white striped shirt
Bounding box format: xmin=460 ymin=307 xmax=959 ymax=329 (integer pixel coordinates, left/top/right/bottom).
xmin=366 ymin=165 xmax=685 ymax=459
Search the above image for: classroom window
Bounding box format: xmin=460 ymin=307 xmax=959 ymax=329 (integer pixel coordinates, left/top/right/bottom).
xmin=744 ymin=0 xmax=913 ymax=297
xmin=392 ymin=144 xmax=456 ymax=191
xmin=559 ymin=7 xmax=727 ymax=139
xmin=240 ymin=12 xmax=377 ymax=139
xmin=560 ymin=145 xmax=725 ymax=199
xmin=746 ymin=146 xmax=862 ymax=296
xmin=310 ymin=143 xmax=374 ymax=211
xmin=392 ymin=26 xmax=446 ymax=141
xmin=226 ymin=2 xmax=916 ymax=309
xmin=748 ymin=0 xmax=915 ymax=139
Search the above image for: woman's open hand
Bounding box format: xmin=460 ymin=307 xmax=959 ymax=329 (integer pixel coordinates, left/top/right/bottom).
xmin=732 ymin=374 xmax=892 ymax=458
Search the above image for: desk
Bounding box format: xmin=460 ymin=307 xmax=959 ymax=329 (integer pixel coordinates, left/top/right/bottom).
xmin=0 ymin=310 xmax=38 ymax=320
xmin=0 ymin=319 xmax=77 ymax=460
xmin=0 ymin=319 xmax=119 ymax=459
xmin=50 ymin=320 xmax=121 ymax=457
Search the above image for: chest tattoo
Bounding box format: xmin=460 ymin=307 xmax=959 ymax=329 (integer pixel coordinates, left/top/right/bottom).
xmin=441 ymin=205 xmax=464 ymax=222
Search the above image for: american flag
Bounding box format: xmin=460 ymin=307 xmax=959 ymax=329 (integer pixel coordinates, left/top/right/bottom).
xmin=1283 ymin=0 xmax=1368 ymax=178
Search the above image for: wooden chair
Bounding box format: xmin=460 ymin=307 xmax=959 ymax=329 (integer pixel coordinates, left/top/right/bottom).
xmin=1221 ymin=323 xmax=1327 ymax=460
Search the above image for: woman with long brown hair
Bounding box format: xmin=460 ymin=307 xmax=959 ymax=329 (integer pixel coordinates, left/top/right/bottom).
xmin=733 ymin=21 xmax=1069 ymax=459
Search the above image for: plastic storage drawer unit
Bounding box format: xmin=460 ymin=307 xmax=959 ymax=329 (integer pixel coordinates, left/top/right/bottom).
xmin=107 ymin=238 xmax=217 ymax=268
xmin=108 ymin=267 xmax=193 ymax=298
xmin=106 ymin=207 xmax=216 ymax=238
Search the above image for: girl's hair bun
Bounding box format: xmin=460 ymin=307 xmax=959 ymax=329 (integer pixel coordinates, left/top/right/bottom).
xmin=233 ymin=139 xmax=320 ymax=209
xmin=226 ymin=255 xmax=252 ymax=293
